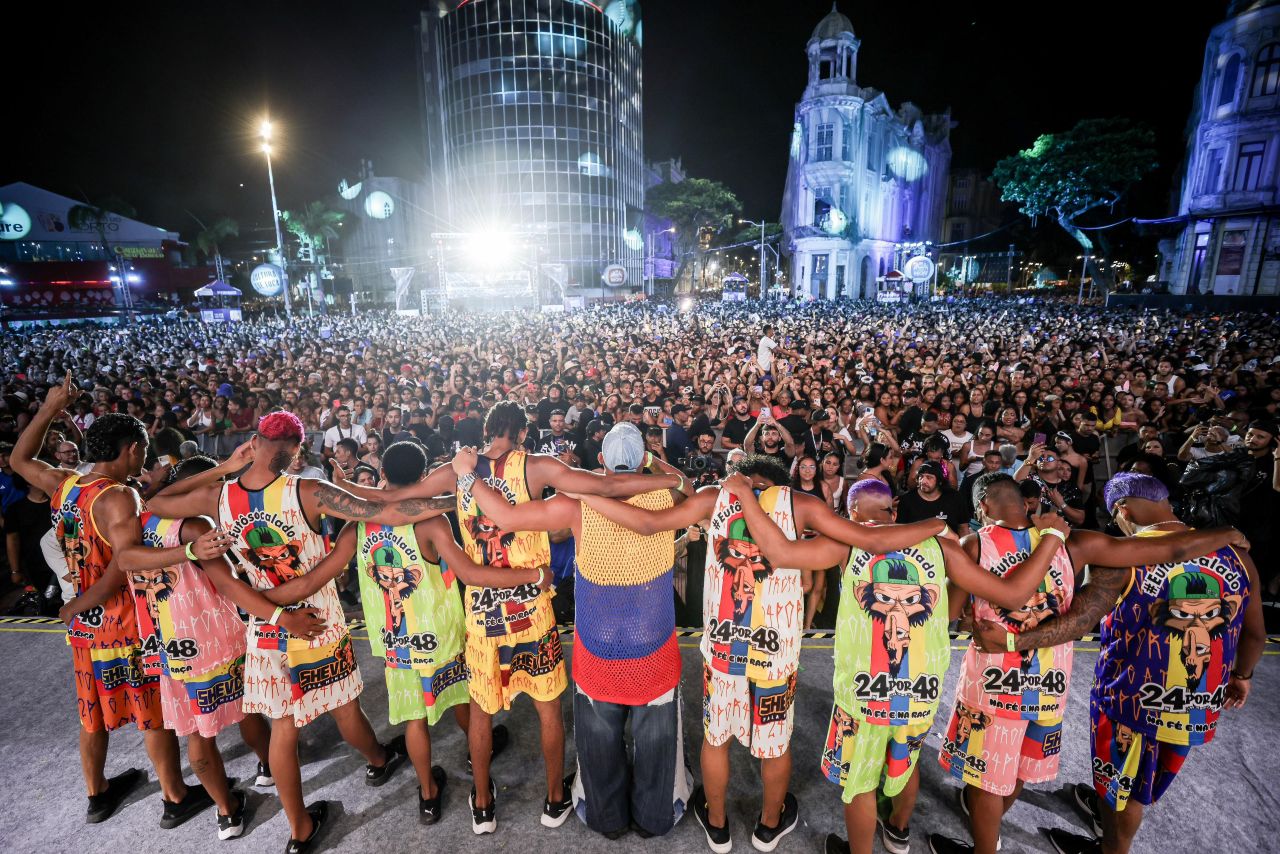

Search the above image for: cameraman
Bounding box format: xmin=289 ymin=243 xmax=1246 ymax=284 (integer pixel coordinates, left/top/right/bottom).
xmin=680 ymin=431 xmax=725 ymax=487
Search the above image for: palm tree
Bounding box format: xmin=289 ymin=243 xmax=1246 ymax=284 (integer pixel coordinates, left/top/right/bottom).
xmin=194 ymin=216 xmax=239 ymax=281
xmin=67 ymin=196 xmax=137 ymax=317
xmin=282 ymin=201 xmax=347 ymax=312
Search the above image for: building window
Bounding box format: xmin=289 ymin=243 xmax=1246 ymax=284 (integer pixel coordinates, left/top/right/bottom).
xmin=841 ymin=121 xmax=853 ymax=161
xmin=1251 ymin=43 xmax=1280 ymax=97
xmin=1233 ymin=141 xmax=1266 ymax=191
xmin=1200 ymin=148 xmax=1224 ymax=193
xmin=1218 ymin=54 xmax=1242 ymax=108
xmin=1189 ymin=232 xmax=1210 ymax=291
xmin=812 ymin=254 xmax=829 ymax=290
xmin=813 ymin=186 xmax=832 ymax=228
xmin=1216 ymin=230 xmax=1248 ymax=276
xmin=835 ymin=263 xmax=846 ymax=294
xmin=866 ymin=134 xmax=878 ymax=170
xmin=950 ymin=222 xmax=967 ymax=243
xmin=952 ymin=194 xmax=970 ymax=214
xmin=815 ymin=123 xmax=834 ymax=161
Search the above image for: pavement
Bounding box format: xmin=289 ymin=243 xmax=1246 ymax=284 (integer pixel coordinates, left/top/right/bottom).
xmin=0 ymin=622 xmax=1277 ymax=854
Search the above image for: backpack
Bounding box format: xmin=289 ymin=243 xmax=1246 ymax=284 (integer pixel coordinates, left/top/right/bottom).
xmin=1174 ymin=449 xmax=1253 ymax=528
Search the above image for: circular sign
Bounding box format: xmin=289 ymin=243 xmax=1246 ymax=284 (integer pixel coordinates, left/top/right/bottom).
xmin=250 ymin=263 xmax=285 ymax=297
xmin=601 ymin=264 xmax=628 ymax=287
xmin=364 ymin=191 xmax=394 ymax=220
xmin=338 ymin=179 xmax=363 ymax=200
xmin=0 ymin=201 xmax=32 ymax=241
xmin=904 ymin=255 xmax=935 ymax=283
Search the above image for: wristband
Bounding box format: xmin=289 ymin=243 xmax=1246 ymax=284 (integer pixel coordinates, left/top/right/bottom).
xmin=1231 ymin=669 xmax=1253 ymax=681
xmin=457 ymin=472 xmax=476 ymax=493
xmin=269 ymin=606 xmax=285 ymax=626
xmin=536 ymin=566 xmax=546 ymax=588
xmin=644 ymin=451 xmax=655 ymax=470
xmin=184 ymin=541 xmax=198 ymax=562
xmin=1006 ymin=632 xmax=1017 ymax=652
xmin=676 ymin=474 xmax=686 ymax=494
xmin=1038 ymin=527 xmax=1067 ymax=543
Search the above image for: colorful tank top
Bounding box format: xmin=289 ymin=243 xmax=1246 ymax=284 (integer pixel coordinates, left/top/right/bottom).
xmin=702 ymin=485 xmax=802 ymax=682
xmin=958 ymin=525 xmax=1076 ymax=720
xmin=456 ymin=451 xmax=553 ymax=639
xmin=1094 ymin=531 xmax=1248 ymax=746
xmin=130 ymin=513 xmax=249 ymax=681
xmin=218 ymin=475 xmax=351 ymax=675
xmin=575 ymin=489 xmax=680 ymax=705
xmin=356 ymin=521 xmax=465 ymax=676
xmin=833 ymin=535 xmax=948 ymax=726
xmin=52 ymin=476 xmax=138 ymax=649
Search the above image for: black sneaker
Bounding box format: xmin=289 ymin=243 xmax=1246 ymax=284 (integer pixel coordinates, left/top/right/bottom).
xmin=750 ymin=791 xmax=798 ymax=852
xmin=1071 ymin=783 xmax=1103 ymax=837
xmin=365 ymin=735 xmax=407 ymax=787
xmin=466 ymin=724 xmax=510 ymax=774
xmin=955 ymin=786 xmax=1001 ymax=851
xmin=541 ymin=773 xmax=575 ymax=828
xmin=217 ymin=790 xmax=248 ymax=841
xmin=419 ymin=766 xmax=447 ymax=826
xmin=255 ymin=761 xmax=274 ymax=787
xmin=630 ymin=820 xmax=654 ymax=839
xmin=879 ymin=816 xmax=911 ymax=854
xmin=86 ymin=768 xmax=144 ymax=824
xmin=285 ymin=801 xmax=328 ymax=854
xmin=690 ymin=786 xmax=732 ymax=854
xmin=825 ymin=833 xmax=848 ymax=853
xmin=1043 ymin=826 xmax=1103 ymax=854
xmin=160 ymin=783 xmax=215 ymax=829
xmin=470 ymin=779 xmax=497 ymax=835
xmin=928 ymin=835 xmax=974 ymax=854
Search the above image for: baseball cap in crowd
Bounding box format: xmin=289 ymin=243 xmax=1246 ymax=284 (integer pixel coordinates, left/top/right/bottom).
xmin=671 ymin=404 xmax=689 ymax=416
xmin=790 ymin=400 xmax=808 ymax=411
xmin=917 ymin=461 xmax=944 ymax=480
xmin=1055 ymin=431 xmax=1074 ymax=444
xmin=809 ymin=409 xmax=830 ymax=424
xmin=1249 ymin=419 xmax=1278 ymax=437
xmin=1044 ymin=394 xmax=1060 ymax=402
xmin=0 ymin=442 xmax=14 ymax=454
xmin=903 ymin=389 xmax=919 ymax=400
xmin=550 ymin=408 xmax=566 ymax=417
xmin=602 ymin=423 xmax=645 ymax=472
xmin=627 ymin=402 xmax=646 ymax=416
xmin=690 ymin=394 xmax=706 ymax=405
xmin=585 ymin=419 xmax=606 ymax=437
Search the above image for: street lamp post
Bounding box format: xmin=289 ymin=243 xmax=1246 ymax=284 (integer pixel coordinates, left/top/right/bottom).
xmin=1076 ymin=253 xmax=1092 ymax=306
xmin=261 ymin=119 xmax=292 ymax=320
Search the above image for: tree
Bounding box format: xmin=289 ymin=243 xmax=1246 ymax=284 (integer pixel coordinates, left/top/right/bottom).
xmin=646 ymin=178 xmax=742 ymax=292
xmin=992 ymin=118 xmax=1157 ymax=293
xmin=193 ymin=216 xmax=239 ymax=280
xmin=282 ymin=201 xmax=347 ymax=310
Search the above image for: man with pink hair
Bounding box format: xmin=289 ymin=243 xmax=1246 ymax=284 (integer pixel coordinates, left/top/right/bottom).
xmin=148 ymin=410 xmax=456 ymax=853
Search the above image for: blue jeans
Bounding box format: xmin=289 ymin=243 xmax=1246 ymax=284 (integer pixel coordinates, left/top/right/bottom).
xmin=572 ymin=686 xmax=692 ymax=836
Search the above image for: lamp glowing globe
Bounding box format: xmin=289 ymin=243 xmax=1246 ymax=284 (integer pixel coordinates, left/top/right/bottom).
xmin=623 ymin=228 xmax=644 ymax=251
xmin=364 ymin=191 xmax=394 ymax=220
xmin=338 ymin=179 xmax=363 ymax=201
xmin=822 ymin=207 xmax=848 ymax=235
xmin=886 ymin=147 xmax=927 ymax=181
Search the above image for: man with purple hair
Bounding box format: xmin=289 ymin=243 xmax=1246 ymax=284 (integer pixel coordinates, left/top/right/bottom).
xmin=974 ymin=473 xmax=1263 ymax=854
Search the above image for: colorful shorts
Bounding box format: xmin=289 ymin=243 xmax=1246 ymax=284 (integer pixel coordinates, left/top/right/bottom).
xmin=72 ymin=644 xmax=164 ymax=733
xmin=938 ymin=698 xmax=1064 ymax=797
xmin=160 ymin=655 xmax=247 ymax=739
xmin=821 ymin=703 xmax=932 ymax=802
xmin=465 ymin=623 xmax=566 ymax=715
xmin=1090 ymin=700 xmax=1190 ymax=811
xmin=701 ymin=664 xmax=797 ymax=760
xmin=243 ymin=632 xmax=364 ymax=727
xmin=384 ymin=653 xmax=470 ymax=726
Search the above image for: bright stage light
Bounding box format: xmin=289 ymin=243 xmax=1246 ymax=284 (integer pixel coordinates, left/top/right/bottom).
xmin=679 ymin=298 xmax=694 ymax=312
xmin=623 ymin=228 xmax=644 ymax=251
xmin=464 ymin=227 xmax=516 ymax=269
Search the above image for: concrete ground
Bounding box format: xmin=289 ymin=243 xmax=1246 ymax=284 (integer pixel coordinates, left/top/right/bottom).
xmin=0 ymin=623 xmax=1276 ymax=854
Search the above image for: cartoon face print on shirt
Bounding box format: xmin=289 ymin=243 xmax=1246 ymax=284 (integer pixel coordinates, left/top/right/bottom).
xmin=715 ymin=517 xmax=772 ymax=619
xmin=367 ymin=544 xmax=424 ymax=635
xmin=464 ymin=514 xmax=514 ymax=566
xmin=131 ymin=566 xmax=179 ymax=624
xmin=1148 ymin=571 xmax=1243 ymax=688
xmin=997 ymin=577 xmax=1067 ymax=668
xmin=240 ymin=523 xmax=304 ymax=586
xmin=855 ymin=556 xmax=940 ymax=676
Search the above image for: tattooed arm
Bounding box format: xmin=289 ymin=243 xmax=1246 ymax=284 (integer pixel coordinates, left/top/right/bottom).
xmin=973 ymin=565 xmax=1131 ymax=653
xmin=302 ymin=479 xmax=455 ymax=526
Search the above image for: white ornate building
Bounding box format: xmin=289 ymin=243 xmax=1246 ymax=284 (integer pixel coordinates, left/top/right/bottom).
xmin=1163 ymin=0 xmax=1280 ymax=295
xmin=780 ymin=5 xmax=951 ymax=298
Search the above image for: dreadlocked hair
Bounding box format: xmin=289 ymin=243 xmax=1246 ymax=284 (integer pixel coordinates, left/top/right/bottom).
xmin=85 ymin=413 xmax=148 ymax=463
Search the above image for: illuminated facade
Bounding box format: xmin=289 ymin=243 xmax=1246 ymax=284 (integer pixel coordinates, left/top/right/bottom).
xmin=1164 ymin=0 xmax=1280 ymax=296
xmin=419 ymin=0 xmax=643 ymax=301
xmin=779 ymin=5 xmax=951 ymax=298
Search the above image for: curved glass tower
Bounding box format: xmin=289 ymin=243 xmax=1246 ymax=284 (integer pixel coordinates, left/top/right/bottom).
xmin=421 ymin=0 xmax=644 ymax=299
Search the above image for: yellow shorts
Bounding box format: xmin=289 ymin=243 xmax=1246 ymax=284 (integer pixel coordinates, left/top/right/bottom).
xmin=465 ymin=622 xmax=567 ymax=715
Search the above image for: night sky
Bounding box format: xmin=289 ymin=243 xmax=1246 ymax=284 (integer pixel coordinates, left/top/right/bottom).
xmin=3 ymin=1 xmax=1229 ymax=247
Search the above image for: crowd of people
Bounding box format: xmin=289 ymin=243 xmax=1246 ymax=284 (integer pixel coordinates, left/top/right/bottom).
xmin=0 ymin=296 xmax=1274 ymax=854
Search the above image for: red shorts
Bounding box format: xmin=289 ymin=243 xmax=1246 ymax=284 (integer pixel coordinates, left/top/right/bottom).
xmin=73 ymin=645 xmax=164 ymax=733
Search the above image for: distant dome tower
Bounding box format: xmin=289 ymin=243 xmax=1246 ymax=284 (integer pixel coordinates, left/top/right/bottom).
xmin=778 ymin=4 xmax=951 ymax=299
